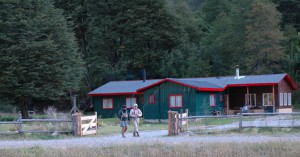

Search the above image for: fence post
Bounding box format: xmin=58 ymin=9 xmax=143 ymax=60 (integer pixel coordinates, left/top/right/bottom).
xmin=72 ymin=112 xmax=82 ymax=136
xmin=175 ymin=113 xmax=179 ymax=135
xmin=168 ymin=111 xmax=172 ymax=136
xmin=18 ymin=111 xmax=22 ymax=134
xmin=185 ymin=109 xmax=189 ymax=131
xmin=179 ymin=109 xmax=183 ymax=133
xmin=95 ymin=112 xmax=97 ymax=135
xmin=239 ymin=107 xmax=242 ymax=130
xmin=79 ymin=112 xmax=82 ymax=136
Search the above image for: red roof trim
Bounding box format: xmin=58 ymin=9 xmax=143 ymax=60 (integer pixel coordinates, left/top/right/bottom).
xmin=88 ymin=92 xmax=143 ymax=96
xmin=226 ymin=83 xmax=277 ymax=88
xmin=197 ymin=88 xmax=224 ymax=92
xmin=137 ymin=79 xmax=168 ymax=92
xmin=283 ymin=74 xmax=298 ymax=90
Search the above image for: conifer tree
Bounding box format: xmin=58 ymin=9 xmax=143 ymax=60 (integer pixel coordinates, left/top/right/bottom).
xmin=0 ymin=0 xmax=83 ymax=118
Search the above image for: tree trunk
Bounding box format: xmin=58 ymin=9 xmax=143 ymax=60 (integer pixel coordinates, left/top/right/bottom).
xmin=19 ymin=98 xmax=29 ymax=119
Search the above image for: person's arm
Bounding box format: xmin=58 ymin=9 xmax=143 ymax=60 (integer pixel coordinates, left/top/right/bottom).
xmin=137 ymin=109 xmax=142 ymax=117
xmin=129 ymin=109 xmax=135 ymax=117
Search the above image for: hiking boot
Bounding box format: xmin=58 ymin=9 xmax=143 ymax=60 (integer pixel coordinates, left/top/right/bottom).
xmin=136 ymin=132 xmax=139 ymax=137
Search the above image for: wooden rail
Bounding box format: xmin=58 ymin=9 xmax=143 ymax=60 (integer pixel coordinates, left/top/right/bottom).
xmin=0 ymin=111 xmax=73 ymax=135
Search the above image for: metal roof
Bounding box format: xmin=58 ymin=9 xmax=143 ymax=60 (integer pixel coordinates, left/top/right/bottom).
xmin=88 ymin=79 xmax=162 ymax=96
xmin=89 ymin=73 xmax=298 ymax=96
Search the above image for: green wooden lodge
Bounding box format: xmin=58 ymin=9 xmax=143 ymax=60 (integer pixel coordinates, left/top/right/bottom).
xmin=88 ymin=68 xmax=298 ymax=120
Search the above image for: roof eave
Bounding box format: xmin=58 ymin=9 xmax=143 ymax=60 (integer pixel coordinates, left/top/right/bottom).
xmin=88 ymin=92 xmax=143 ymax=96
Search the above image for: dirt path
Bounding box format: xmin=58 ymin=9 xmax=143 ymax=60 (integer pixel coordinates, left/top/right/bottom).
xmin=1 ymin=130 xmax=300 ymax=149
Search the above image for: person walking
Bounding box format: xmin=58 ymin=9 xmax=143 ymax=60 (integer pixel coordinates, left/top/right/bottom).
xmin=130 ymin=103 xmax=142 ymax=137
xmin=118 ymin=105 xmax=129 ymax=138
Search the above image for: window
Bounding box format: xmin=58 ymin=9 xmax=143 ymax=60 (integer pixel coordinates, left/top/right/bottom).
xmin=263 ymin=93 xmax=273 ymax=106
xmin=102 ymin=98 xmax=113 ymax=109
xmin=245 ymin=94 xmax=256 ymax=107
xmin=284 ymin=93 xmax=288 ymax=106
xmin=288 ymin=93 xmax=292 ymax=106
xmin=169 ymin=95 xmax=183 ymax=108
xmin=210 ymin=94 xmax=216 ymax=107
xmin=279 ymin=93 xmax=284 ymax=106
xmin=219 ymin=95 xmax=223 ymax=102
xmin=148 ymin=94 xmax=156 ymax=104
xmin=125 ymin=97 xmax=136 ymax=108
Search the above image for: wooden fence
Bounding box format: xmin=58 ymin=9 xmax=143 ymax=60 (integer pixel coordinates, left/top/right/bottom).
xmin=0 ymin=111 xmax=98 ymax=136
xmin=168 ymin=111 xmax=300 ymax=135
xmin=168 ymin=109 xmax=188 ymax=136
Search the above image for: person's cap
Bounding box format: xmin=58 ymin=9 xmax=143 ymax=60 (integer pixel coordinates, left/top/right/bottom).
xmin=122 ymin=105 xmax=127 ymax=108
xmin=133 ymin=103 xmax=138 ymax=107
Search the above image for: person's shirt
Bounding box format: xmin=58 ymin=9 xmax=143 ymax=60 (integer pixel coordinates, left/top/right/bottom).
xmin=130 ymin=108 xmax=142 ymax=118
xmin=242 ymin=105 xmax=248 ymax=112
xmin=118 ymin=109 xmax=128 ymax=121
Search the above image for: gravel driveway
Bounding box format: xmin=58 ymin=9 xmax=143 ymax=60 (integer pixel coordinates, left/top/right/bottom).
xmin=1 ymin=130 xmax=300 ymax=149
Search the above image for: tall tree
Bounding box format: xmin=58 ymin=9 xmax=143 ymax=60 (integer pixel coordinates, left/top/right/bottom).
xmin=0 ymin=0 xmax=83 ymax=118
xmin=244 ymin=0 xmax=286 ymax=74
xmin=86 ymin=0 xmax=183 ymax=85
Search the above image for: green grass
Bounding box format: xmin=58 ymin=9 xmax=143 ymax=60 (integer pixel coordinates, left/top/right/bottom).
xmin=189 ymin=117 xmax=239 ymax=127
xmin=1 ymin=142 xmax=300 ymax=157
xmin=97 ymin=118 xmax=168 ymax=135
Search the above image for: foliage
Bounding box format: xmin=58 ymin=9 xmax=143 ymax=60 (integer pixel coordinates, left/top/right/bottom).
xmin=244 ymin=0 xmax=287 ymax=74
xmin=0 ymin=0 xmax=84 ymax=117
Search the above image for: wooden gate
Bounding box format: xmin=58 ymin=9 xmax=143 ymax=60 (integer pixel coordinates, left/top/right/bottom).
xmin=72 ymin=112 xmax=97 ymax=136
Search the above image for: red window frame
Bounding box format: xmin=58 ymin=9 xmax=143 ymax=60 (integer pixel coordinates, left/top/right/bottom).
xmin=169 ymin=94 xmax=183 ymax=108
xmin=148 ymin=94 xmax=156 ymax=104
xmin=102 ymin=98 xmax=114 ymax=109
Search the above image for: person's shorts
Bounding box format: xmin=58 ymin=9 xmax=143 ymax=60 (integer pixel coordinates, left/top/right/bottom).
xmin=120 ymin=121 xmax=128 ymax=127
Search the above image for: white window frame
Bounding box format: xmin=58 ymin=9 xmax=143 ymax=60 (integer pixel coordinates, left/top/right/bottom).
xmin=284 ymin=93 xmax=288 ymax=106
xmin=288 ymin=93 xmax=292 ymax=106
xmin=169 ymin=94 xmax=183 ymax=108
xmin=263 ymin=93 xmax=273 ymax=106
xmin=279 ymin=93 xmax=284 ymax=106
xmin=210 ymin=94 xmax=216 ymax=107
xmin=125 ymin=97 xmax=136 ymax=108
xmin=102 ymin=98 xmax=113 ymax=109
xmin=245 ymin=94 xmax=256 ymax=107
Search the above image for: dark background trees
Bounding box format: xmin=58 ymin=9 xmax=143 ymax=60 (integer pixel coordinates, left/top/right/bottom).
xmin=1 ymin=0 xmax=300 ymax=112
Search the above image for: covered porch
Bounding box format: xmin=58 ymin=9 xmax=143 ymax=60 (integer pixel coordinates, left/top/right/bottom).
xmin=223 ymin=85 xmax=291 ymax=115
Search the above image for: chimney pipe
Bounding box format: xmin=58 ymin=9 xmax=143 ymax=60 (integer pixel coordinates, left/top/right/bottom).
xmin=143 ymin=69 xmax=146 ymax=83
xmin=236 ymin=65 xmax=239 ymax=79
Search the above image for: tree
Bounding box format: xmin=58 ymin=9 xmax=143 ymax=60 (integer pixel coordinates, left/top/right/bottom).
xmin=244 ymin=0 xmax=287 ymax=74
xmin=85 ymin=0 xmax=183 ymax=85
xmin=200 ymin=0 xmax=252 ymax=76
xmin=0 ymin=0 xmax=83 ymax=118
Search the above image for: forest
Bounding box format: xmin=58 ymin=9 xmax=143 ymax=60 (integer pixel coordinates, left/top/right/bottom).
xmin=0 ymin=0 xmax=300 ymax=117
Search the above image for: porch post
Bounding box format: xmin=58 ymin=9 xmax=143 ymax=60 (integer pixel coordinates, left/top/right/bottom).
xmin=272 ymin=85 xmax=275 ymax=112
xmin=246 ymin=86 xmax=249 ymax=106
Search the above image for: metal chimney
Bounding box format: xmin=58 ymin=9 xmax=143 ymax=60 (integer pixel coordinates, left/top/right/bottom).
xmin=143 ymin=69 xmax=146 ymax=83
xmin=236 ymin=65 xmax=239 ymax=79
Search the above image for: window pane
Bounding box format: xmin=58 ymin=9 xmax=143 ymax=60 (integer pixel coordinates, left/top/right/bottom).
xmin=280 ymin=93 xmax=283 ymax=106
xmin=248 ymin=94 xmax=256 ymax=107
xmin=170 ymin=96 xmax=175 ymax=107
xmin=284 ymin=93 xmax=287 ymax=106
xmin=176 ymin=96 xmax=182 ymax=107
xmin=263 ymin=94 xmax=268 ymax=106
xmin=288 ymin=93 xmax=291 ymax=106
xmin=268 ymin=94 xmax=273 ymax=106
xmin=210 ymin=94 xmax=215 ymax=106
